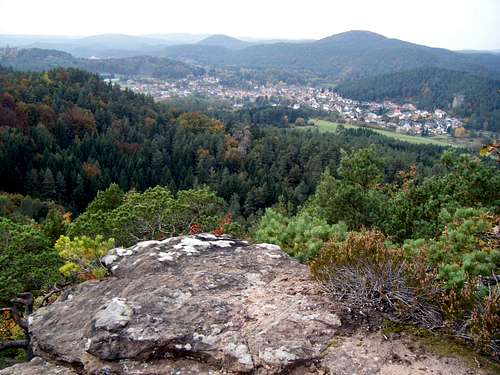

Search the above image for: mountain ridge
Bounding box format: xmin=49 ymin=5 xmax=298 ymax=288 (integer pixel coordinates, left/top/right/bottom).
xmin=197 ymin=34 xmax=252 ymax=50
xmin=160 ymin=30 xmax=500 ymax=81
xmin=0 ymin=48 xmax=204 ymax=79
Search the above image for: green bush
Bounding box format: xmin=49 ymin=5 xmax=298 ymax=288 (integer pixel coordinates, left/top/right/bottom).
xmin=68 ymin=185 xmax=226 ymax=247
xmin=303 ymin=147 xmax=387 ymax=230
xmin=0 ymin=218 xmax=61 ymax=304
xmin=403 ymin=208 xmax=498 ymax=291
xmin=254 ymin=208 xmax=347 ymax=261
xmin=55 ymin=235 xmax=115 ymax=280
xmin=312 ymin=211 xmax=500 ymax=357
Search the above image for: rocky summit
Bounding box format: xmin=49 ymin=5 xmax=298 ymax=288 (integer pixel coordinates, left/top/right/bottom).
xmin=4 ymin=234 xmax=342 ymax=374
xmin=0 ymin=235 xmax=491 ymax=375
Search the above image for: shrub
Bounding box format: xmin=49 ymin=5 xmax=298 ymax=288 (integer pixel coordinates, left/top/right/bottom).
xmin=312 ymin=211 xmax=500 ymax=357
xmin=310 ymin=230 xmax=442 ymax=328
xmin=0 ymin=218 xmax=61 ymax=305
xmin=55 ymin=235 xmax=115 ymax=280
xmin=403 ymin=209 xmax=499 ymax=356
xmin=68 ymin=185 xmax=226 ymax=247
xmin=404 ymin=208 xmax=498 ymax=290
xmin=254 ymin=208 xmax=347 ymax=261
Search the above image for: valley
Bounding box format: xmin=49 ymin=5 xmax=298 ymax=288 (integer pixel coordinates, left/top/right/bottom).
xmin=112 ymin=73 xmax=486 ymax=146
xmin=0 ymin=4 xmax=499 ymax=373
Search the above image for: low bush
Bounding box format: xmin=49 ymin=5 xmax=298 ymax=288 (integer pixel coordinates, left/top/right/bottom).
xmin=310 ymin=230 xmax=442 ymax=328
xmin=55 ymin=235 xmax=115 ymax=280
xmin=254 ymin=208 xmax=347 ymax=261
xmin=311 ymin=211 xmax=500 ymax=358
xmin=68 ymin=185 xmax=226 ymax=247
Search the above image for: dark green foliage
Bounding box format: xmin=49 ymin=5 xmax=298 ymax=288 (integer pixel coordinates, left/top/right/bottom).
xmin=263 ymin=147 xmax=499 ymax=246
xmin=254 ymin=208 xmax=347 ymax=261
xmin=68 ymin=185 xmax=225 ymax=247
xmin=403 ymin=208 xmax=498 ymax=291
xmin=0 ymin=68 xmax=446 ymax=219
xmin=0 ymin=218 xmax=61 ymax=305
xmin=42 ymin=208 xmax=68 ymax=244
xmin=384 ymin=153 xmax=500 ymax=241
xmin=303 ymin=147 xmax=387 ymax=229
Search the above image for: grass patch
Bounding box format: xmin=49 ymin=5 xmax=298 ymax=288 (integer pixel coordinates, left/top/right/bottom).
xmin=382 ymin=321 xmax=500 ymax=374
xmin=304 ymin=119 xmax=465 ymax=148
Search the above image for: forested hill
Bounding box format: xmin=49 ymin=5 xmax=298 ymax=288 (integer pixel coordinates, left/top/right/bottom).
xmin=336 ymin=67 xmax=500 ymax=132
xmin=0 ymin=48 xmax=204 ymax=79
xmin=161 ymin=31 xmax=500 ymax=81
xmin=197 ymin=34 xmax=252 ymax=50
xmin=0 ymin=67 xmax=446 ymax=215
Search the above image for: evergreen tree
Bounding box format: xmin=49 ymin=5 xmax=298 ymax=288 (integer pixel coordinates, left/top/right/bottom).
xmin=42 ymin=169 xmax=56 ymax=198
xmin=55 ymin=171 xmax=66 ymax=200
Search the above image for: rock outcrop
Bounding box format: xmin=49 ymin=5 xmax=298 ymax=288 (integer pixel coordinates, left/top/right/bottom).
xmin=4 ymin=235 xmax=341 ymax=374
xmin=0 ymin=234 xmax=491 ymax=374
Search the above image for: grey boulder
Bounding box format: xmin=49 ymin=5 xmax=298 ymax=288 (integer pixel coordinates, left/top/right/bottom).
xmin=24 ymin=234 xmax=341 ymax=374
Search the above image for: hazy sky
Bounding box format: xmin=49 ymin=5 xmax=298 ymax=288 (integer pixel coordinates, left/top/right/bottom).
xmin=0 ymin=0 xmax=499 ymax=50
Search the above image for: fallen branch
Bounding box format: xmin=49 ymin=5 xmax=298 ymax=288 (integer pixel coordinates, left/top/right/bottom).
xmin=41 ymin=282 xmax=71 ymax=307
xmin=0 ymin=292 xmax=34 ymax=360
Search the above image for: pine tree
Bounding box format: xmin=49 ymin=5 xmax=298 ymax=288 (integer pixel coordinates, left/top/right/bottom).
xmin=25 ymin=168 xmax=39 ymax=195
xmin=56 ymin=171 xmax=66 ymax=200
xmin=42 ymin=169 xmax=56 ymax=198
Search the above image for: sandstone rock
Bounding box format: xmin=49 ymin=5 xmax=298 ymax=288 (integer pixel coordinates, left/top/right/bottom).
xmin=4 ymin=234 xmax=491 ymax=375
xmin=321 ymin=332 xmax=488 ymax=375
xmin=27 ymin=234 xmax=342 ymax=374
xmin=0 ymin=357 xmax=77 ymax=375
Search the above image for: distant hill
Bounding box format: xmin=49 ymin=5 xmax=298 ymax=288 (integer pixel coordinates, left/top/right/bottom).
xmin=336 ymin=67 xmax=500 ymax=132
xmin=161 ymin=31 xmax=500 ymax=81
xmin=198 ymin=34 xmax=252 ymax=50
xmin=159 ymin=44 xmax=232 ymax=65
xmin=0 ymin=48 xmax=77 ymax=70
xmin=145 ymin=33 xmax=209 ymax=44
xmin=457 ymin=49 xmax=500 ymax=55
xmin=77 ymin=34 xmax=168 ymax=48
xmin=0 ymin=34 xmax=174 ymax=58
xmin=4 ymin=32 xmax=500 ymax=80
xmin=0 ymin=34 xmax=77 ymax=47
xmin=0 ymin=48 xmax=204 ymax=79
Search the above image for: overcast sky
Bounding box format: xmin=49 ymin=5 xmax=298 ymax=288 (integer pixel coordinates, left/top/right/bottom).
xmin=0 ymin=0 xmax=499 ymax=50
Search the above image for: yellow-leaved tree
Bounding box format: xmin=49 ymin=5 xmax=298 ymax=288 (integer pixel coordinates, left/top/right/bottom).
xmin=55 ymin=235 xmax=115 ymax=280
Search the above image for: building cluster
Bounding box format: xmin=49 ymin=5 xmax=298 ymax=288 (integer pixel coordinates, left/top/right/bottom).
xmin=0 ymin=46 xmax=19 ymax=57
xmin=112 ymin=75 xmax=464 ymax=136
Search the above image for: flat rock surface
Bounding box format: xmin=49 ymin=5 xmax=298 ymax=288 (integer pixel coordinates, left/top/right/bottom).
xmin=322 ymin=333 xmax=490 ymax=375
xmin=3 ymin=235 xmax=493 ymax=374
xmin=29 ymin=234 xmax=341 ymax=374
xmin=0 ymin=357 xmax=77 ymax=375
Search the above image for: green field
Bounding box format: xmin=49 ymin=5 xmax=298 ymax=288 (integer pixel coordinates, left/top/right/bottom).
xmin=304 ymin=119 xmax=465 ymax=147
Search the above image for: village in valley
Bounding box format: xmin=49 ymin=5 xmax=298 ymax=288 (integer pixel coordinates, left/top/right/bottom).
xmin=111 ymin=74 xmax=465 ymax=137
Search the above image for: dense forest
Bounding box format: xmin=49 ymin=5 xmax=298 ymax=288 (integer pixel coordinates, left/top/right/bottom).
xmin=0 ymin=67 xmax=499 ymax=364
xmin=0 ymin=67 xmax=447 ymax=215
xmin=336 ymin=67 xmax=500 ymax=132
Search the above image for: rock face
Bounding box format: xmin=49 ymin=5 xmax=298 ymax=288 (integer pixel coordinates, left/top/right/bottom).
xmin=15 ymin=234 xmax=341 ymax=374
xmin=0 ymin=234 xmax=490 ymax=375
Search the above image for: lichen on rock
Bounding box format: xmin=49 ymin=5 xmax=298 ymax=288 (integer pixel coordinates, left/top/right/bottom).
xmin=1 ymin=234 xmax=489 ymax=375
xmin=12 ymin=234 xmax=341 ymax=374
